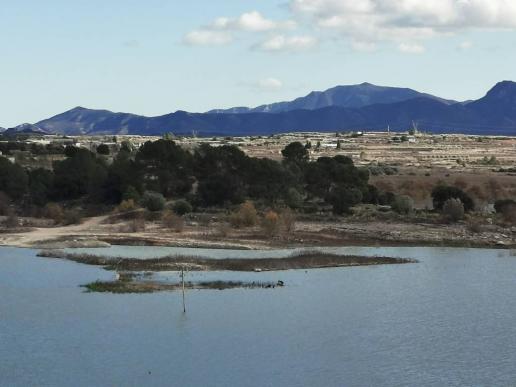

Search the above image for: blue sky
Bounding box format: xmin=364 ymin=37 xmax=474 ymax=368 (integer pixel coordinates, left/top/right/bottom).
xmin=1 ymin=0 xmax=516 ymax=127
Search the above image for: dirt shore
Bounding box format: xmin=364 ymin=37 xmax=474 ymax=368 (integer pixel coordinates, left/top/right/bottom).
xmin=0 ymin=214 xmax=514 ymax=250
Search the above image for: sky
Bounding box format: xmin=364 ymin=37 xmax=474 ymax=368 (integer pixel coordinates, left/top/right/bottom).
xmin=1 ymin=0 xmax=516 ymax=128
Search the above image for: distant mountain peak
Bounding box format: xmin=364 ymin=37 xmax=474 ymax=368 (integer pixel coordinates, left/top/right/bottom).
xmin=484 ymin=80 xmax=516 ymax=99
xmin=209 ymin=82 xmax=458 ymax=114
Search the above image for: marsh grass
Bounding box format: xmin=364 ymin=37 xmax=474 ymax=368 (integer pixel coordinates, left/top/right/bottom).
xmin=39 ymin=249 xmax=416 ymax=272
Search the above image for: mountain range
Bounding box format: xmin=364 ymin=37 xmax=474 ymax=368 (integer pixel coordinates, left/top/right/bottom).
xmin=5 ymin=81 xmax=516 ymax=137
xmin=208 ymin=82 xmax=458 ymax=114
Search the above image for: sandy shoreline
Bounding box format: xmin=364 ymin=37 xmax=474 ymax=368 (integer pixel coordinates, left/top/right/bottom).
xmin=0 ymin=214 xmax=514 ymax=250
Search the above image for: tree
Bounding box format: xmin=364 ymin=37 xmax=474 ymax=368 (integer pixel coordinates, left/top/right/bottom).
xmin=52 ymin=148 xmax=107 ymax=201
xmin=136 ymin=140 xmax=193 ymax=197
xmin=281 ymin=142 xmax=309 ymax=164
xmin=0 ymin=156 xmax=28 ymax=199
xmin=432 ymin=185 xmax=474 ymax=212
xmin=246 ymin=158 xmax=294 ymax=203
xmin=328 ymin=186 xmax=363 ymax=215
xmin=104 ymin=151 xmax=142 ymax=204
xmin=28 ymin=168 xmax=54 ymax=206
xmin=96 ymin=144 xmax=110 ymax=155
xmin=198 ymin=174 xmax=244 ymax=206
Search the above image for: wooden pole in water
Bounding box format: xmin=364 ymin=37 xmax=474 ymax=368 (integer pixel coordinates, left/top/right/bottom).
xmin=181 ymin=267 xmax=186 ymax=313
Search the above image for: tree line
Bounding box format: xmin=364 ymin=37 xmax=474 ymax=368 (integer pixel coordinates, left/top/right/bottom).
xmin=0 ymin=140 xmax=379 ymax=214
xmin=0 ymin=139 xmax=482 ymax=218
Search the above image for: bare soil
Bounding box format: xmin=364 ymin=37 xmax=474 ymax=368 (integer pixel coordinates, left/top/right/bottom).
xmin=0 ymin=211 xmax=514 ymax=250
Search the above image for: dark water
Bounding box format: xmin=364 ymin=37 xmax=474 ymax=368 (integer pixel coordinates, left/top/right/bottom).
xmin=1 ymin=246 xmax=516 ymax=387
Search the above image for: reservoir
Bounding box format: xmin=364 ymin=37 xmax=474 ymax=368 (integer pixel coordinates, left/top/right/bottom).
xmin=1 ymin=246 xmax=515 ymax=386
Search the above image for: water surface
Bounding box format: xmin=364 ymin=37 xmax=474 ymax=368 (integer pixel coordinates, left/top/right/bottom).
xmin=1 ymin=246 xmax=516 ymax=386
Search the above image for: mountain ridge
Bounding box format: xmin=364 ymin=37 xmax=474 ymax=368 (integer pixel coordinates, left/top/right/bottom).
xmin=4 ymin=81 xmax=516 ymax=137
xmin=208 ymin=82 xmax=458 ymax=114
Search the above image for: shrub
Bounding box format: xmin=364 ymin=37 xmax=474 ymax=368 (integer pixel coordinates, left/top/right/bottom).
xmin=378 ymin=191 xmax=396 ymax=206
xmin=117 ymin=199 xmax=137 ymax=213
xmin=391 ymin=195 xmax=414 ymax=215
xmin=285 ymin=188 xmax=303 ymax=209
xmin=43 ymin=203 xmax=64 ymax=224
xmin=281 ymin=208 xmax=296 ymax=233
xmin=172 ymin=199 xmax=193 ymax=216
xmin=499 ymin=203 xmax=516 ymax=224
xmin=0 ymin=191 xmax=10 ymax=216
xmin=162 ymin=210 xmax=185 ymax=233
xmin=229 ymin=201 xmax=258 ymax=228
xmin=4 ymin=209 xmax=19 ymax=228
xmin=122 ymin=186 xmax=140 ymax=203
xmin=494 ymin=199 xmax=516 ymax=214
xmin=215 ymin=222 xmax=231 ymax=238
xmin=128 ymin=217 xmax=146 ymax=233
xmin=63 ymin=209 xmax=82 ymax=225
xmin=442 ymin=198 xmax=465 ymax=222
xmin=261 ymin=210 xmax=281 ymax=237
xmin=141 ymin=191 xmax=165 ymax=212
xmin=432 ymin=185 xmax=474 ymax=212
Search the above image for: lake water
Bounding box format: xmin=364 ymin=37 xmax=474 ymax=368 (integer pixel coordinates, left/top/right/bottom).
xmin=1 ymin=246 xmax=516 ymax=386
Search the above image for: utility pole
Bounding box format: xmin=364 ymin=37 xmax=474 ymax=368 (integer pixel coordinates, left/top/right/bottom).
xmin=181 ymin=267 xmax=186 ymax=313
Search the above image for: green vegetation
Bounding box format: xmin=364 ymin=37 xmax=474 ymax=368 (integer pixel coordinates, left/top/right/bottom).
xmin=0 ymin=139 xmax=488 ymax=222
xmin=431 ymin=185 xmax=474 ymax=212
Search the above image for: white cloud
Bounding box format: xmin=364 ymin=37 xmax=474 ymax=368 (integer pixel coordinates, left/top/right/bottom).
xmin=212 ymin=11 xmax=296 ymax=32
xmin=184 ymin=11 xmax=296 ymax=47
xmin=398 ymin=42 xmax=425 ymax=54
xmin=184 ymin=1 xmax=516 ymax=51
xmin=258 ymin=78 xmax=284 ymax=91
xmin=289 ymin=0 xmax=516 ymax=45
xmin=256 ymin=35 xmax=318 ymax=52
xmin=183 ymin=30 xmax=233 ymax=46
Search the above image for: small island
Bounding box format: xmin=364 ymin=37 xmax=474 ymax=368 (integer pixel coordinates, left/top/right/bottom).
xmin=39 ymin=249 xmax=416 ymax=293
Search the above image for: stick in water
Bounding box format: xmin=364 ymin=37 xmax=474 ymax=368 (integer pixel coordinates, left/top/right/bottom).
xmin=181 ymin=267 xmax=186 ymax=313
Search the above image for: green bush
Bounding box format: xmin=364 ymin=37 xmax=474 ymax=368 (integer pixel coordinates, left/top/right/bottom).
xmin=285 ymin=188 xmax=303 ymax=209
xmin=172 ymin=199 xmax=193 ymax=216
xmin=141 ymin=191 xmax=165 ymax=212
xmin=391 ymin=195 xmax=414 ymax=215
xmin=432 ymin=185 xmax=474 ymax=212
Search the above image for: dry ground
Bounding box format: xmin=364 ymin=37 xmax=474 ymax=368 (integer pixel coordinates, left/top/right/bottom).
xmin=1 ymin=211 xmax=514 ymax=250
